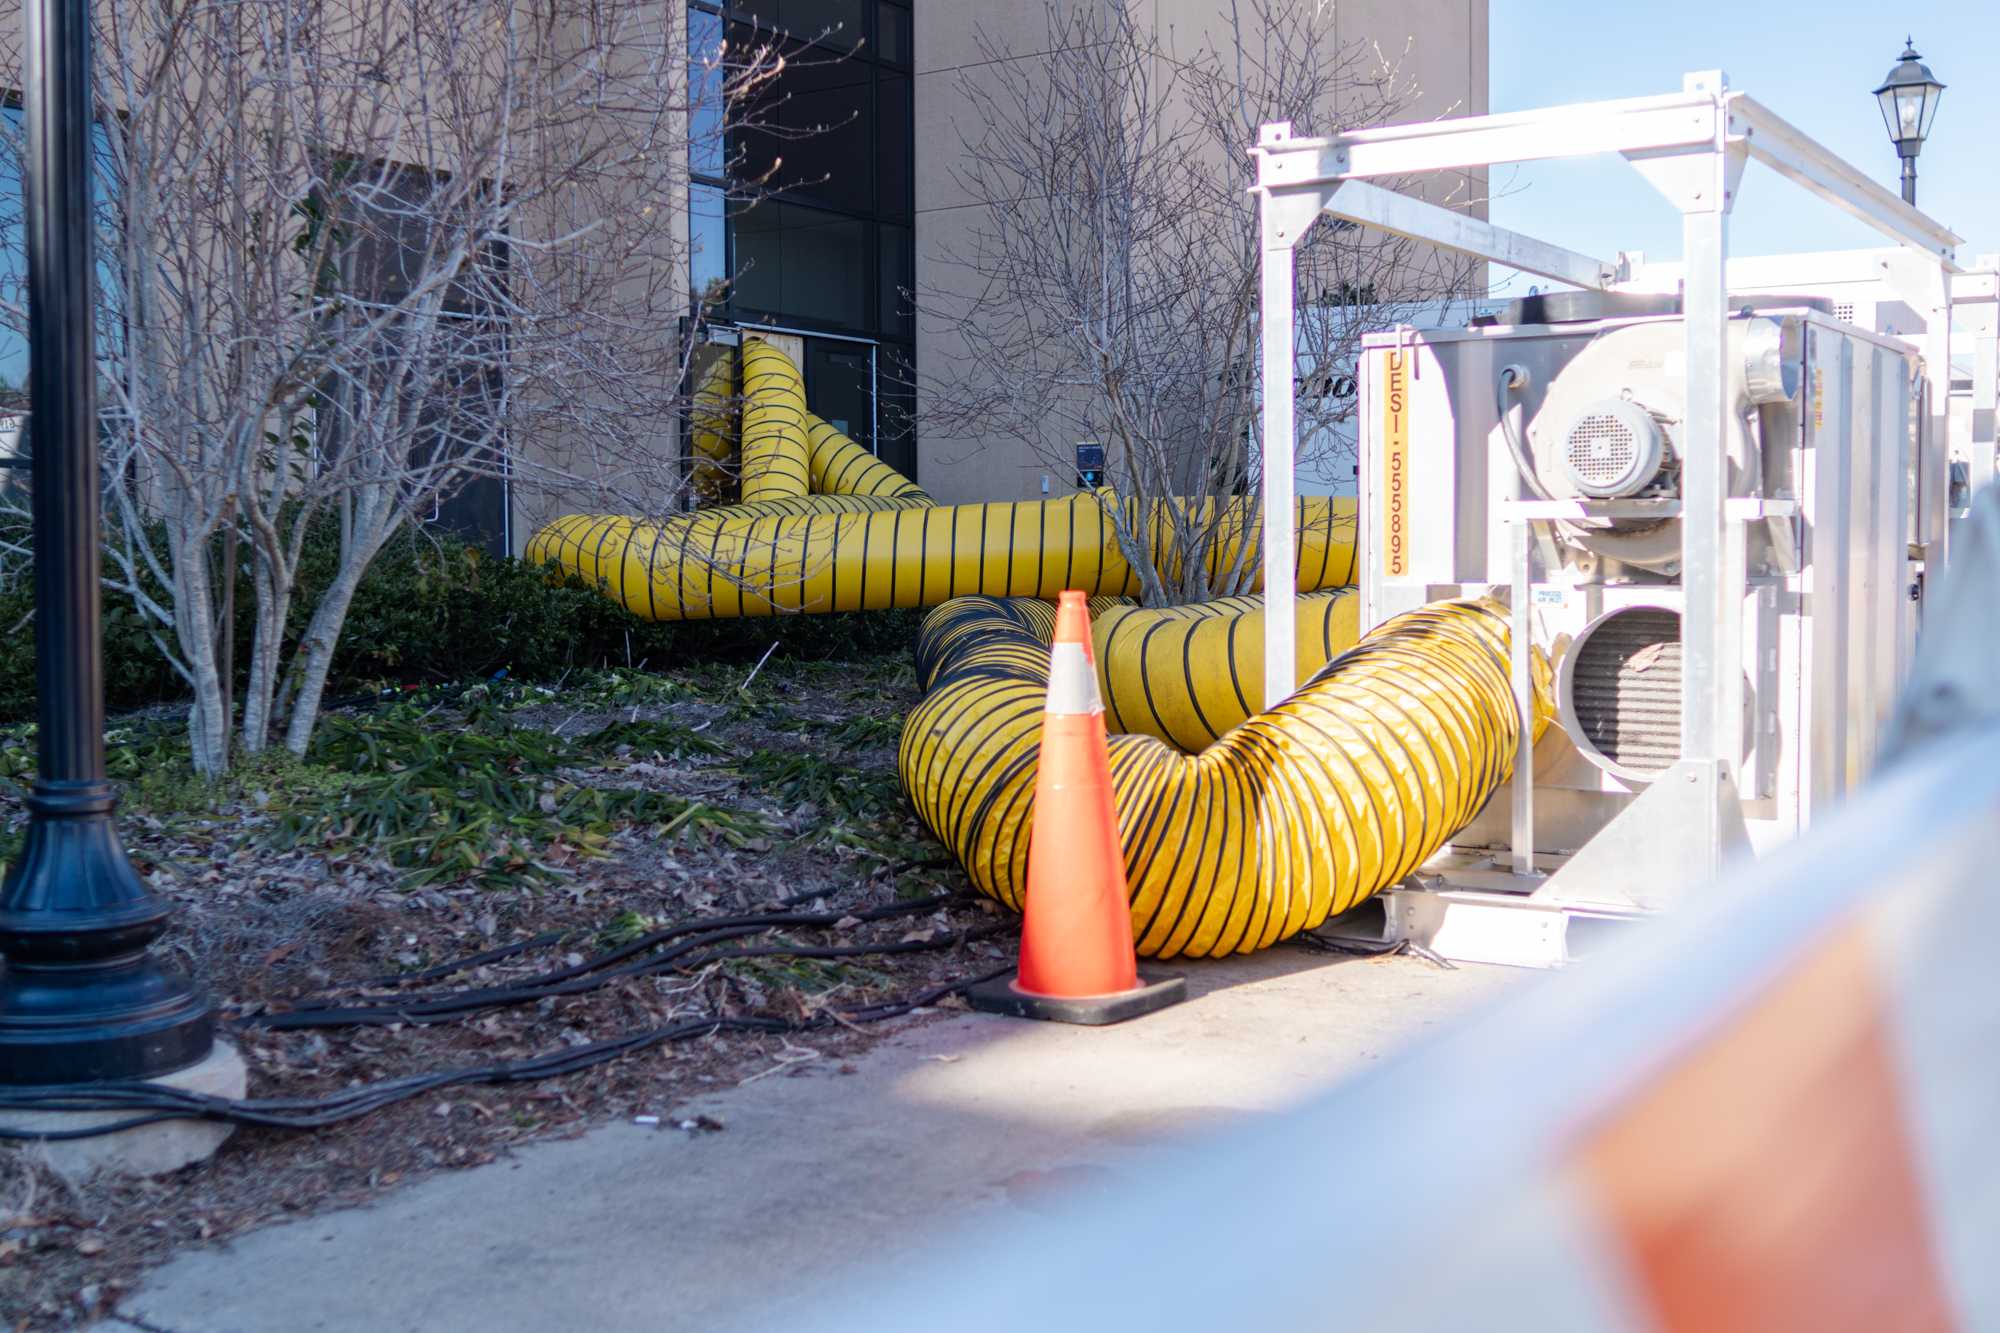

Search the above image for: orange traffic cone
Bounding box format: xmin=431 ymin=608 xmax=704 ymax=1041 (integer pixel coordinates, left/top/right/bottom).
xmin=967 ymin=591 xmax=1186 ymax=1025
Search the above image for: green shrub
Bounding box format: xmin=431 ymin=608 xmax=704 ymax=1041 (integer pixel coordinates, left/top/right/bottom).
xmin=0 ymin=516 xmax=925 ymax=723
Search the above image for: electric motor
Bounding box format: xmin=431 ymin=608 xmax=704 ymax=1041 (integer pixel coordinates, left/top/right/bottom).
xmin=1557 ymin=398 xmax=1672 ymax=499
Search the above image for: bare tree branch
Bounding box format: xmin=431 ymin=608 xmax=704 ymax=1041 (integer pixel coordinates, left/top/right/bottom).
xmin=0 ymin=0 xmax=792 ymax=774
xmin=920 ymin=0 xmax=1480 ymax=605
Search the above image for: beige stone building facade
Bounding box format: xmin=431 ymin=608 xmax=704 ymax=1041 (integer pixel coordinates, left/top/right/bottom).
xmin=0 ymin=0 xmax=1486 ymax=557
xmin=541 ymin=0 xmax=1489 ymax=545
xmin=909 ymin=0 xmax=1490 ymax=504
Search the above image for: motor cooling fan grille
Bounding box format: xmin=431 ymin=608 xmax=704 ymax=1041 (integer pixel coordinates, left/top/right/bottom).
xmin=1566 ymin=608 xmax=1682 ymax=778
xmin=1563 ymin=413 xmax=1642 ymax=488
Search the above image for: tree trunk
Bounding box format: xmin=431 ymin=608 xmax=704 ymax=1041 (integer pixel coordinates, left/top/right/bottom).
xmin=237 ymin=542 xmax=295 ymax=754
xmin=214 ymin=514 xmax=236 ymax=746
xmin=280 ymin=551 xmax=370 ymax=757
xmin=172 ymin=541 xmax=230 ymax=777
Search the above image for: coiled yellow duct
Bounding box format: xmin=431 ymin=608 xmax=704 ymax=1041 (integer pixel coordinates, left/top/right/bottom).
xmin=899 ymin=595 xmax=1551 ymax=958
xmin=697 ymin=339 xmax=914 ymax=506
xmin=1095 ymin=591 xmax=1360 ymax=751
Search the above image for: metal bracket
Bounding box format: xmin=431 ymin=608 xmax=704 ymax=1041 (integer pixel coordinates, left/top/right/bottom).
xmin=1531 ymin=758 xmax=1751 ymax=913
xmin=1323 ymin=179 xmax=1619 ymax=291
xmin=1258 ymin=188 xmax=1328 ymax=252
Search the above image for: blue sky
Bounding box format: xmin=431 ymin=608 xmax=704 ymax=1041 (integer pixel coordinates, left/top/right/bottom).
xmin=1486 ymin=0 xmax=1998 ymax=294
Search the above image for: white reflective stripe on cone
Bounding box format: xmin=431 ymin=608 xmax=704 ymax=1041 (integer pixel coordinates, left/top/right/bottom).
xmin=1044 ymin=641 xmax=1103 ymax=717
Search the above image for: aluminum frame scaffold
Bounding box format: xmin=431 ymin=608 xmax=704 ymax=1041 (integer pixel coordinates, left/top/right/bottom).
xmin=1253 ymin=71 xmax=1964 ymax=899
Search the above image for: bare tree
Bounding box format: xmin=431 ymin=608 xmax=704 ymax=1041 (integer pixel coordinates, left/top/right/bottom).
xmin=922 ymin=0 xmax=1480 ymax=606
xmin=0 ymin=0 xmax=785 ymax=775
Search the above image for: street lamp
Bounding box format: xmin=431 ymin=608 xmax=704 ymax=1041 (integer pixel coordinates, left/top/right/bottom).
xmin=1874 ymin=38 xmax=1945 ymax=206
xmin=0 ymin=0 xmax=213 ymax=1082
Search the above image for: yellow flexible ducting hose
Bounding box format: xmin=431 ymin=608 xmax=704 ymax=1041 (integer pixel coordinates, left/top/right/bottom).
xmin=1095 ymin=591 xmax=1361 ymax=751
xmin=739 ymin=336 xmax=813 ymax=502
xmin=528 ymin=493 xmax=1354 ymax=622
xmin=690 ymin=346 xmax=737 ymax=505
xmin=806 ymin=415 xmax=931 ymax=502
xmin=898 ymin=595 xmax=1551 ymax=958
xmin=685 ymin=335 xmax=926 ymax=508
xmin=532 ymin=336 xmax=1353 ymax=621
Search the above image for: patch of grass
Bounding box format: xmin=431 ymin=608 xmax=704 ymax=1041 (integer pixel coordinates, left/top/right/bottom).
xmin=800 ymin=822 xmax=936 ymax=866
xmin=723 ymin=953 xmax=896 ymax=997
xmin=730 ymin=749 xmax=903 ymax=822
xmin=267 ymin=704 xmax=770 ymax=890
xmin=1 ymin=718 xmax=244 ymax=822
xmin=0 ymin=693 xmax=781 ymax=891
xmin=827 ymin=714 xmax=904 ymax=749
xmin=0 ymin=637 xmax=931 ymax=894
xmin=551 ymin=670 xmax=693 ymax=714
xmin=597 ymin=909 xmax=662 ymax=948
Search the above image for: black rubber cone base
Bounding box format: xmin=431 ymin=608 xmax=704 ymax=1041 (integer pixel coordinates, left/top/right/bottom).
xmin=965 ymin=970 xmax=1186 ymax=1026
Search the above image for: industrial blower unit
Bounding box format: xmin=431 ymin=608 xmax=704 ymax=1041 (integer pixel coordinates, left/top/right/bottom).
xmin=1352 ymin=292 xmax=1930 ymax=962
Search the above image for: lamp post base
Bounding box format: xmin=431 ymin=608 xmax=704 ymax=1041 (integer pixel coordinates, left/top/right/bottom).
xmin=0 ymin=1039 xmax=246 ymax=1178
xmin=0 ymin=784 xmax=215 ymax=1084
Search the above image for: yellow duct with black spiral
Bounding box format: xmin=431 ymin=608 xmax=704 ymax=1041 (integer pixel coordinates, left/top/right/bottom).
xmin=898 ymin=595 xmax=1551 ymax=958
xmin=1093 ymin=591 xmax=1362 ymax=751
xmin=528 ymin=336 xmax=1355 ymax=623
xmin=689 ymin=346 xmax=737 ymax=505
xmin=537 ymin=336 xmax=1548 ymax=955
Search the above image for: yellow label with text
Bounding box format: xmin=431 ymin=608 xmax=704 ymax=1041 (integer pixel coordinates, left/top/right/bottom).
xmin=1381 ymin=348 xmax=1410 ymax=578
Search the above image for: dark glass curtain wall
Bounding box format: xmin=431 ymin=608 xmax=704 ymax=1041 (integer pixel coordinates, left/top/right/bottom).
xmin=688 ymin=0 xmax=915 ymax=478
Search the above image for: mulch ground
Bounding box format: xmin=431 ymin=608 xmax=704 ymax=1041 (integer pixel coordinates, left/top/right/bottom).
xmin=0 ymin=648 xmax=1010 ymax=1329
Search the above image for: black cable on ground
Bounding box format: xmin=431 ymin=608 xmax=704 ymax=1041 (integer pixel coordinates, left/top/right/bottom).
xmin=254 ymin=918 xmax=1012 ymax=1030
xmin=352 ymin=889 xmax=955 ymax=992
xmin=260 ymin=895 xmax=973 ymax=1029
xmin=0 ymin=965 xmax=1012 ymax=1141
xmin=1292 ymin=931 xmax=1457 ymax=970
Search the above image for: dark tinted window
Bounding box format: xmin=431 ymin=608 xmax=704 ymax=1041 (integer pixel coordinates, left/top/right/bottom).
xmin=878 ymin=73 xmax=910 ymax=219
xmin=321 ymin=162 xmax=511 ymax=554
xmin=806 ymin=340 xmax=874 ymax=445
xmin=736 ymin=50 xmax=874 ymax=214
xmin=735 ymin=0 xmax=865 ymax=50
xmin=688 ymin=8 xmax=728 ymax=179
xmin=693 ymin=0 xmax=912 ymax=469
xmin=879 ymin=223 xmax=911 ymax=338
xmin=732 ymin=201 xmax=868 ymax=329
xmin=876 ymin=3 xmax=910 ymax=65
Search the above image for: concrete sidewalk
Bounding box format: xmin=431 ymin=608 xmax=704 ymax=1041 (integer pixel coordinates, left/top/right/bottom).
xmin=104 ymin=948 xmax=1522 ymax=1333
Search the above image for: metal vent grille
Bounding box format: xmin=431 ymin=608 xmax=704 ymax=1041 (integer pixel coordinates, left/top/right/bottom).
xmin=1567 ymin=608 xmax=1681 ymax=778
xmin=1563 ymin=413 xmax=1641 ymax=488
xmin=1834 ymin=301 xmax=1856 ymax=323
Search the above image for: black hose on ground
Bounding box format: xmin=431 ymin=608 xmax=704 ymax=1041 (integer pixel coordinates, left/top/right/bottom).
xmin=0 ymin=965 xmax=1010 ymax=1141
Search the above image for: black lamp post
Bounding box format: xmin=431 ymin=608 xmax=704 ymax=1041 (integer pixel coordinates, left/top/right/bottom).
xmin=0 ymin=0 xmax=213 ymax=1082
xmin=1874 ymin=38 xmax=1945 ymax=206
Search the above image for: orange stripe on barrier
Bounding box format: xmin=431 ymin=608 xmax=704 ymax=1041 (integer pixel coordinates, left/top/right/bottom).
xmin=1573 ymin=923 xmax=1954 ymax=1333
